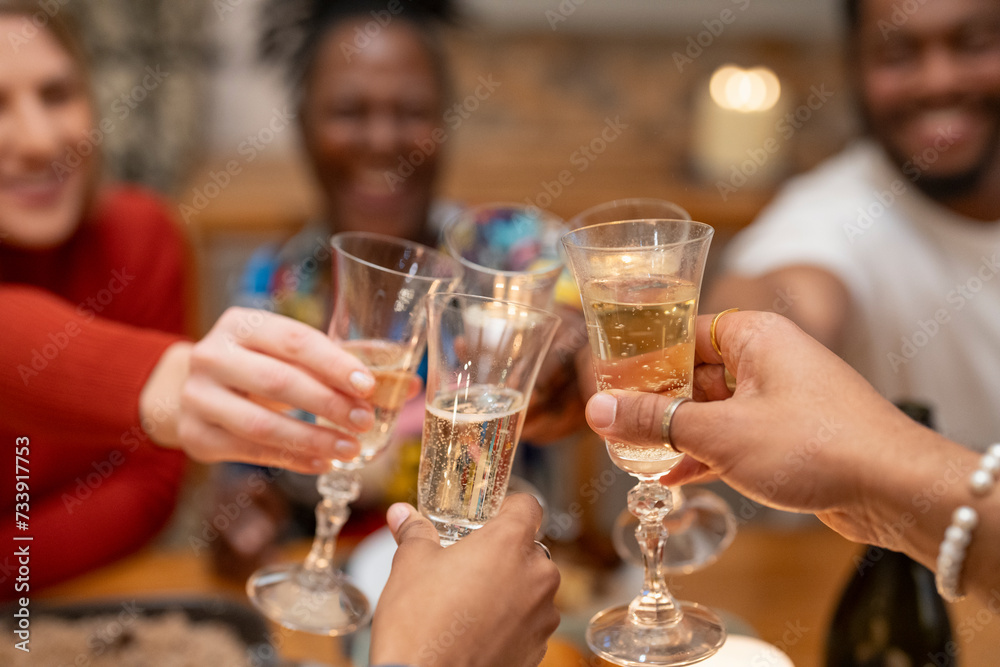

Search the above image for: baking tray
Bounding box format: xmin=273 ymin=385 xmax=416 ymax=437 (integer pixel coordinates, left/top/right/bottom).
xmin=5 ymin=595 xmax=277 ymax=666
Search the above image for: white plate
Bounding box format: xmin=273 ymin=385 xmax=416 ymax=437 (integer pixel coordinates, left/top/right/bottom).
xmin=344 ymin=526 xmax=397 ymax=607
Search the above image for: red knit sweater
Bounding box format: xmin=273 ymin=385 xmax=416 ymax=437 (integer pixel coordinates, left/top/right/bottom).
xmin=0 ymin=186 xmax=189 ymax=597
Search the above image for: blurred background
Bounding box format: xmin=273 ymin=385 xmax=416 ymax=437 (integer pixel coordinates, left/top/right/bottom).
xmin=69 ymin=0 xmax=855 ymax=332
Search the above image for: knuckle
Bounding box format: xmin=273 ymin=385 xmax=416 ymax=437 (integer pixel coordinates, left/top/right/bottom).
xmin=486 ymin=520 xmax=522 ymax=546
xmin=179 ymin=378 xmax=208 ymax=413
xmin=542 ymin=562 xmax=561 ymax=591
xmin=175 ymin=418 xmax=198 ymax=449
xmin=258 ymin=365 xmax=291 ymax=396
xmin=244 ymin=410 xmax=277 ymax=441
xmin=394 ymin=518 xmax=433 ymax=546
xmin=188 ymin=342 xmax=216 ymax=371
xmin=280 ymin=325 xmax=311 ymax=357
xmin=322 ymin=392 xmax=346 ymax=421
xmin=299 ymin=433 xmax=333 ymax=460
xmin=280 ymin=434 xmax=312 ymax=456
xmin=217 ymin=306 xmax=246 ymax=330
xmin=542 ymin=607 xmax=561 ymax=636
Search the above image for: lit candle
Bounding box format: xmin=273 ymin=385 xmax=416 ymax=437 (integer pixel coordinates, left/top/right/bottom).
xmin=692 ymin=65 xmax=789 ymax=189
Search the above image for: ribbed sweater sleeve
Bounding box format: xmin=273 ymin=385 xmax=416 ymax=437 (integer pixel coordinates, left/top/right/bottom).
xmin=1 ymin=285 xmax=183 ymax=448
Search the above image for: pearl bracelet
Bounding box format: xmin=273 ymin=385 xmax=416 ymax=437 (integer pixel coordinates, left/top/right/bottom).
xmin=936 ymin=443 xmax=1000 ymax=602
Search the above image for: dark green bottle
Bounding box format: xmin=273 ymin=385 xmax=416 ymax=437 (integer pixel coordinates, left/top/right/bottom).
xmin=824 ymin=402 xmax=955 ymax=667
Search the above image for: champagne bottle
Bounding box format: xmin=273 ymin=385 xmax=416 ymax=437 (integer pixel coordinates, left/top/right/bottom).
xmin=824 ymin=402 xmax=955 ymax=667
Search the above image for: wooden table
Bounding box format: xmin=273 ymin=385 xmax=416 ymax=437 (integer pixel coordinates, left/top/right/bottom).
xmin=40 ymin=525 xmax=999 ymax=666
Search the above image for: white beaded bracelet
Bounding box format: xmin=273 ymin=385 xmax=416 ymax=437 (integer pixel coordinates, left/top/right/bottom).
xmin=936 ymin=443 xmax=1000 ymax=602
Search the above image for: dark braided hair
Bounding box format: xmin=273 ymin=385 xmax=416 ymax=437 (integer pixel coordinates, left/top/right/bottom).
xmin=259 ymin=0 xmax=456 ymax=94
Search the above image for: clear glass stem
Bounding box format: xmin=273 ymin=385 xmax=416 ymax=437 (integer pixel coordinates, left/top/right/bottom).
xmin=627 ymin=478 xmax=682 ymax=627
xmin=301 ymin=469 xmax=361 ymax=580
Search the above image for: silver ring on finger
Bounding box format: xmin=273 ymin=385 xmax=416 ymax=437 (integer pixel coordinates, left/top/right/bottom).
xmin=661 ymin=396 xmax=691 ymax=451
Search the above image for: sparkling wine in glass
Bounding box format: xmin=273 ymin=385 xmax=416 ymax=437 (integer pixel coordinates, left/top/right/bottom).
xmin=442 ymin=202 xmax=574 ymax=513
xmin=571 ymin=199 xmax=736 ymax=574
xmin=563 ymin=219 xmax=725 ymax=666
xmin=246 ymin=232 xmax=462 ymax=636
xmin=417 ymin=293 xmax=560 ymax=546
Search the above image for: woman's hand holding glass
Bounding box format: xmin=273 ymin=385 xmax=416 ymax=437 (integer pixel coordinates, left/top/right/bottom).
xmin=245 ymin=232 xmax=462 ymax=636
xmin=140 ymin=306 xmax=377 ymax=473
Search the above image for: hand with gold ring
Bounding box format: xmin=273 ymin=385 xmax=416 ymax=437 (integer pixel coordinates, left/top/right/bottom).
xmin=583 ymin=310 xmax=966 ymax=558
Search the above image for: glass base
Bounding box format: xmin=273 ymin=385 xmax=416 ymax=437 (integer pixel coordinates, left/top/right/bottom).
xmin=613 ymin=487 xmax=737 ymax=574
xmin=247 ymin=563 xmax=370 ymax=636
xmin=587 ymin=601 xmax=726 ymax=666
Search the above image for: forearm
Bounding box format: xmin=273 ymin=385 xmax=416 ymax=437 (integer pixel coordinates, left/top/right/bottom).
xmin=863 ymin=426 xmax=997 ymax=599
xmin=1 ymin=286 xmax=185 ymax=447
xmin=1 ymin=444 xmax=185 ymax=597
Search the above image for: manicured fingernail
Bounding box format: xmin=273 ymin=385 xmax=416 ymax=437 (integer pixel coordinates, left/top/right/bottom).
xmin=349 ymin=407 xmax=373 ymax=428
xmin=349 ymin=370 xmax=374 ymax=394
xmin=334 ymin=439 xmax=359 ymax=459
xmin=588 ymin=392 xmax=617 ymax=429
xmin=387 ymin=502 xmax=411 ymax=533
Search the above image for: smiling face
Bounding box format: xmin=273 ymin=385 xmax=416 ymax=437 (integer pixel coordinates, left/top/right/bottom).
xmin=299 ymin=19 xmax=445 ymax=241
xmin=0 ymin=15 xmax=95 ymax=249
xmin=855 ymin=0 xmax=1000 ymax=197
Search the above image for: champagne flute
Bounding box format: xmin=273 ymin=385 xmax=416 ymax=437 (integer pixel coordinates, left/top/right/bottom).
xmin=247 ymin=232 xmax=462 ymax=636
xmin=443 ymin=202 xmax=568 ymax=310
xmin=562 ymin=219 xmax=725 ymax=666
xmin=571 ymin=199 xmax=737 ymax=574
xmin=442 ymin=203 xmax=572 ymax=515
xmin=418 ymin=293 xmax=560 ymax=546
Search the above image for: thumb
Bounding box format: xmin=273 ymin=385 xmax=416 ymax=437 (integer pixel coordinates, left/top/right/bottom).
xmin=586 ymin=390 xmax=674 ymax=447
xmin=586 ymin=390 xmax=740 ymax=466
xmin=386 ymin=502 xmax=441 ymax=548
xmin=490 ymin=492 xmax=544 ymax=539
